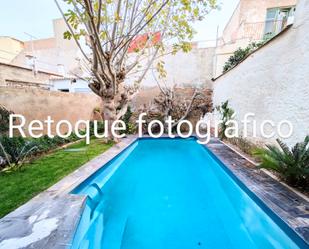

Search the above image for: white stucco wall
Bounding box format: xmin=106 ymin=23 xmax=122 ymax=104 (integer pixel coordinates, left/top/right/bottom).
xmin=127 ymin=47 xmax=215 ymax=89
xmin=212 ymin=0 xmax=309 ymax=146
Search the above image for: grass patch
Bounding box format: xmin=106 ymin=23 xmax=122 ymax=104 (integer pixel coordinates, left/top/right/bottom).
xmin=0 ymin=139 xmax=113 ymax=218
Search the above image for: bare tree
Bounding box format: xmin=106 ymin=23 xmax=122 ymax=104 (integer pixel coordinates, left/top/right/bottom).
xmin=55 ymin=0 xmax=216 ymax=139
xmin=151 ymin=70 xmax=210 ymax=131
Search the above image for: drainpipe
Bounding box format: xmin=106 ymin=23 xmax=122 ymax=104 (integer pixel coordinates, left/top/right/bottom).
xmin=213 ymin=25 xmax=219 ymax=79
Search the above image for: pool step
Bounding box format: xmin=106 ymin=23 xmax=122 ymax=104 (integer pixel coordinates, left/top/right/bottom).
xmin=100 ymin=213 xmax=131 ymax=249
xmin=77 ymin=211 xmax=105 ymax=249
xmin=87 ymin=183 xmax=104 ymax=219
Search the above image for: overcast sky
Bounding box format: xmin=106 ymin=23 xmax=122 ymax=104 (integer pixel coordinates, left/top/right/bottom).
xmin=0 ymin=0 xmax=239 ymax=42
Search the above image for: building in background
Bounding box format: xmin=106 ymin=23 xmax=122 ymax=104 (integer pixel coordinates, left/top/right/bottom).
xmin=0 ymin=19 xmax=92 ymax=92
xmin=0 ymin=17 xmax=218 ymax=92
xmin=11 ymin=18 xmax=83 ymax=76
xmin=50 ymin=77 xmax=91 ymax=93
xmin=0 ymin=1 xmax=299 ymax=91
xmin=0 ymin=62 xmax=61 ymax=90
xmin=213 ymin=0 xmax=297 ymax=77
xmin=0 ymin=37 xmax=24 ymax=63
xmin=127 ymin=43 xmax=216 ymax=89
xmin=212 ymin=0 xmax=308 ymax=147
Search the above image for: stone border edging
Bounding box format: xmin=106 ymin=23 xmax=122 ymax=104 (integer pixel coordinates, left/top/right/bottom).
xmin=206 ymin=139 xmax=309 ymax=246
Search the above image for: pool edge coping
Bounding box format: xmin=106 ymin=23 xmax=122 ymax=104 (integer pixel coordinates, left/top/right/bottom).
xmin=0 ymin=136 xmax=138 ymax=249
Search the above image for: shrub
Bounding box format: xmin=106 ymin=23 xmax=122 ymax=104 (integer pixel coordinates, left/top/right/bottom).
xmin=215 ymin=100 xmax=234 ymax=139
xmin=89 ymin=121 xmax=105 ymax=136
xmin=52 ymin=135 xmax=67 ymax=145
xmin=33 ymin=135 xmax=55 ymax=153
xmin=0 ymin=136 xmax=38 ymax=170
xmin=121 ymin=106 xmax=137 ymax=135
xmin=0 ymin=105 xmax=14 ymax=135
xmin=126 ymin=122 xmax=137 ymax=135
xmin=223 ymin=42 xmax=264 ymax=73
xmin=36 ymin=134 xmax=81 ymax=152
xmin=0 ymin=132 xmax=83 ymax=171
xmin=227 ymin=137 xmax=260 ymax=157
xmin=34 ymin=135 xmax=62 ymax=153
xmin=254 ymin=136 xmax=309 ymax=190
xmin=68 ymin=132 xmax=80 ymax=142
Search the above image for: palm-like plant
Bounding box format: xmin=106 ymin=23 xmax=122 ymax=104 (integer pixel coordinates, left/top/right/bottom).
xmin=254 ymin=136 xmax=309 ymax=190
xmin=0 ymin=136 xmax=38 ymax=171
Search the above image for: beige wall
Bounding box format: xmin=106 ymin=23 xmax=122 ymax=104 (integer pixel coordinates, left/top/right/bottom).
xmin=0 ymin=19 xmax=79 ymax=75
xmin=222 ymin=0 xmax=297 ymax=44
xmin=0 ymin=37 xmax=24 ymax=64
xmin=10 ymin=18 xmax=81 ymax=75
xmin=239 ymin=0 xmax=297 ymax=23
xmin=220 ymin=3 xmax=242 ymax=45
xmin=0 ymin=63 xmax=60 ymax=88
xmin=0 ymin=87 xmax=101 ymax=135
xmin=212 ymin=0 xmax=309 ymax=146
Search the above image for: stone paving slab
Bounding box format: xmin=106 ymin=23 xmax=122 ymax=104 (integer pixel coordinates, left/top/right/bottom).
xmin=206 ymin=139 xmax=309 ymax=246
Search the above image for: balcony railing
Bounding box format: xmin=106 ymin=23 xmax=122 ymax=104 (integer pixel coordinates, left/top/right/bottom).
xmin=242 ymin=17 xmax=294 ymax=42
xmin=219 ymin=16 xmax=295 ymax=47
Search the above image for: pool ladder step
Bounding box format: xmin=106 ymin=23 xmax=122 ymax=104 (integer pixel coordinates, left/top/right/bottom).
xmin=87 ymin=183 xmax=104 ymax=219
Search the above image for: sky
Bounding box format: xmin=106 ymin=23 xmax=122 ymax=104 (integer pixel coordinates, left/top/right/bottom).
xmin=0 ymin=0 xmax=239 ymax=42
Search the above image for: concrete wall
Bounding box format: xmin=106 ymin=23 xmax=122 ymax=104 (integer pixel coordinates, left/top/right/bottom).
xmin=0 ymin=87 xmax=101 ymax=135
xmin=212 ymin=0 xmax=309 ymax=146
xmin=134 ymin=47 xmax=215 ymax=89
xmin=0 ymin=63 xmax=60 ymax=88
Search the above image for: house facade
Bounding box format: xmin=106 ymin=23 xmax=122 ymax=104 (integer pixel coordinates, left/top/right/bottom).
xmin=11 ymin=19 xmax=83 ymax=76
xmin=0 ymin=62 xmax=61 ymax=90
xmin=0 ymin=19 xmax=88 ymax=91
xmin=213 ymin=0 xmax=297 ymax=77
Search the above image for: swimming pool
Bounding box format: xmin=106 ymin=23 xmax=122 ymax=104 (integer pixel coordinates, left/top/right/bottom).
xmin=71 ymin=138 xmax=307 ymax=249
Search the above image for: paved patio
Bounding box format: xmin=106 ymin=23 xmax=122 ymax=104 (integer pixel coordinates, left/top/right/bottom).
xmin=0 ymin=137 xmax=308 ymax=249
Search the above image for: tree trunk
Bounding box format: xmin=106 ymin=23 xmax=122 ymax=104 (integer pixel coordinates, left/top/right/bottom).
xmin=102 ymin=97 xmax=117 ymax=141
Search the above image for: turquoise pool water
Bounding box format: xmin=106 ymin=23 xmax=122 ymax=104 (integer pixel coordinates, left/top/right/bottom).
xmin=71 ymin=138 xmax=307 ymax=249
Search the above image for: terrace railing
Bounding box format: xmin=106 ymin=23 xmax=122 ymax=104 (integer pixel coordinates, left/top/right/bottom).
xmin=242 ymin=18 xmax=293 ymax=42
xmin=219 ymin=16 xmax=295 ymax=47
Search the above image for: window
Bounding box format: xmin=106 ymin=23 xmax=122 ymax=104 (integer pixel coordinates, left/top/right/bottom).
xmin=59 ymin=89 xmax=69 ymax=92
xmin=264 ymin=6 xmax=295 ymax=39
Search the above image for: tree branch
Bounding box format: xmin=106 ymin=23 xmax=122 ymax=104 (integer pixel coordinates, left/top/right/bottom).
xmin=54 ymin=0 xmax=90 ymax=62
